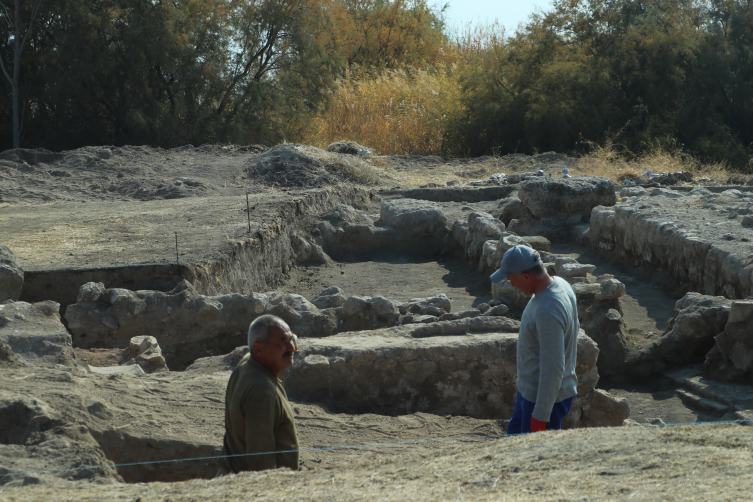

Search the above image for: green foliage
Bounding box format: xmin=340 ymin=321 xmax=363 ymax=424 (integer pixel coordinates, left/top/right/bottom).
xmin=454 ymin=0 xmax=753 ymax=169
xmin=0 ymin=0 xmax=341 ymax=149
xmin=329 ymin=0 xmax=446 ymax=69
xmin=3 ymin=0 xmax=753 ymax=169
xmin=0 ymin=0 xmax=448 ymax=150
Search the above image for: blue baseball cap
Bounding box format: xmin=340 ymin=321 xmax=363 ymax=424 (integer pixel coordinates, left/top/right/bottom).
xmin=490 ymin=245 xmax=540 ymax=283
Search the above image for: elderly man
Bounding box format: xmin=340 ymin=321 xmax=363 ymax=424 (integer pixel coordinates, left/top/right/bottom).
xmin=217 ymin=315 xmax=300 ymax=474
xmin=491 ymin=245 xmax=579 ymax=434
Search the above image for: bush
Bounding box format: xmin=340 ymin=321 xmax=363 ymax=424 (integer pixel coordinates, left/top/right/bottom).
xmin=306 ymin=66 xmax=465 ymax=156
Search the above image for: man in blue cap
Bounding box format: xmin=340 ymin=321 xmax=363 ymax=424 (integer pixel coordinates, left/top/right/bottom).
xmin=491 ymin=245 xmax=579 ymax=434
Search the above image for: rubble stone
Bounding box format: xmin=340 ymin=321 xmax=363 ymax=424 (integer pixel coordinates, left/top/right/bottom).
xmin=518 ymin=176 xmax=617 ymax=219
xmin=0 ymin=245 xmax=23 ymax=302
xmin=0 ymin=301 xmax=79 ymax=369
xmin=596 ymin=279 xmax=626 ymax=300
xmin=379 ymin=198 xmax=448 ymax=237
xmin=312 ymin=286 xmax=347 ymax=309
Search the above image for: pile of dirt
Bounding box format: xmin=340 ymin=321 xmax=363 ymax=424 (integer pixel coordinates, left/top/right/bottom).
xmin=246 ymin=144 xmax=346 ymax=188
xmin=0 ymin=144 xmax=360 ymax=204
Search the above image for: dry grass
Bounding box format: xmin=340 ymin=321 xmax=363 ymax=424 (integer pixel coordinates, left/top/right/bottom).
xmin=383 ymin=156 xmax=515 ymax=187
xmin=305 ymin=148 xmax=388 ymax=185
xmin=578 ymin=138 xmax=731 ymax=182
xmin=4 ymin=423 xmax=752 ymax=501
xmin=305 ymin=67 xmax=464 ymax=157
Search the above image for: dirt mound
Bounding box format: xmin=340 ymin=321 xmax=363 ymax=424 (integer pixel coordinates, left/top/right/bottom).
xmin=246 ymin=144 xmax=341 ymax=188
xmin=0 ymin=148 xmax=65 ymax=165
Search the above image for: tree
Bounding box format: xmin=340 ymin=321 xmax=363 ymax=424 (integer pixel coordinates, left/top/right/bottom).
xmin=455 ymin=0 xmax=714 ymax=159
xmin=0 ymin=0 xmax=43 ymax=148
xmin=19 ymin=0 xmax=340 ymax=148
xmin=329 ymin=0 xmax=446 ymax=69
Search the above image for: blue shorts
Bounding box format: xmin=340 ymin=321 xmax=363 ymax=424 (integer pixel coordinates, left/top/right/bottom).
xmin=507 ymin=391 xmax=574 ymax=435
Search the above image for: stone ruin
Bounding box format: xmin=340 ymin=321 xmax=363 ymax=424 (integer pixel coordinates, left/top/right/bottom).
xmin=3 ymin=158 xmax=753 ymax=487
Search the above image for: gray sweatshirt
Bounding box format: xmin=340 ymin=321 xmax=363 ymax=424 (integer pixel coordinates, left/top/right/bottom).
xmin=516 ymin=276 xmax=579 ymax=422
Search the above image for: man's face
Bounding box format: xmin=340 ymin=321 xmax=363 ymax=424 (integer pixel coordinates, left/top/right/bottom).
xmin=507 ymin=272 xmax=534 ymax=296
xmin=254 ymin=324 xmax=297 ymax=377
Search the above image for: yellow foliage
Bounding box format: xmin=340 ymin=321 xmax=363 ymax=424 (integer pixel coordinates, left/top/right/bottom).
xmin=579 ymin=137 xmax=729 ymax=181
xmin=304 ymin=66 xmax=464 ymax=156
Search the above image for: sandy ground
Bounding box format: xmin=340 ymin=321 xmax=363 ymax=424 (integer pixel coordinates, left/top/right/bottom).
xmin=3 ymin=422 xmax=752 ymax=501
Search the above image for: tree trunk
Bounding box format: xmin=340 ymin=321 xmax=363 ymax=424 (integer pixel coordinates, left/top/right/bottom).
xmin=13 ymin=0 xmax=21 ymax=149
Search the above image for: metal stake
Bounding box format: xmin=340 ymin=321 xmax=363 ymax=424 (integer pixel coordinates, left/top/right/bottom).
xmin=246 ymin=193 xmax=251 ymax=233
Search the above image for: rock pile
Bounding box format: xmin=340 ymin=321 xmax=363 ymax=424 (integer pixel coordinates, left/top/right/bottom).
xmin=571 ymin=278 xmax=630 ymax=375
xmin=314 ymin=198 xmax=448 ymax=259
xmin=706 ymin=300 xmax=753 ymax=380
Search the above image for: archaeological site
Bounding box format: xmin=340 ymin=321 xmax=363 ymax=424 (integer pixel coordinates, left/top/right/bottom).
xmin=1 ymin=142 xmax=752 ymax=500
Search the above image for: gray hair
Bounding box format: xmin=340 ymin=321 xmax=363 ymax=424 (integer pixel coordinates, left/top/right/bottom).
xmin=247 ymin=315 xmax=292 ymax=350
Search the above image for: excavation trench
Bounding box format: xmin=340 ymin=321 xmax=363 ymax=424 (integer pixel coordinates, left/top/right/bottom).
xmin=7 ymin=184 xmax=752 ymax=485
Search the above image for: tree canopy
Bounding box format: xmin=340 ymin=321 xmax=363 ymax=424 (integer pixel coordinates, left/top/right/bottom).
xmin=2 ymin=0 xmax=753 ymax=170
xmin=455 ymin=0 xmax=753 ymax=167
xmin=0 ymin=0 xmax=445 ymax=150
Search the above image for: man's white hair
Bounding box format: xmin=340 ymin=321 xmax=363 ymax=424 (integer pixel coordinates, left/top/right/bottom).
xmin=247 ymin=315 xmax=296 ymax=350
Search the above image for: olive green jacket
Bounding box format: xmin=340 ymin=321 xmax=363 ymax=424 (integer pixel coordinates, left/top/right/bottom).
xmin=218 ymin=354 xmax=299 ymax=473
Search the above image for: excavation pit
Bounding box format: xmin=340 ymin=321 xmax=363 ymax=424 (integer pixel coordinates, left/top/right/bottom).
xmin=3 ymin=144 xmax=753 ymax=487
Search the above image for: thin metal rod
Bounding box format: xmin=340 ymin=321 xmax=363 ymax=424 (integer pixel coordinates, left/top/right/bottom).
xmin=246 ymin=193 xmax=251 ymax=233
xmin=175 ymin=232 xmax=179 ymax=264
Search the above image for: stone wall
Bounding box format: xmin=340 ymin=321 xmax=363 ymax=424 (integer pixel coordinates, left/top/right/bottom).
xmin=286 ymin=322 xmax=628 ymax=427
xmin=587 ymin=191 xmax=753 ymax=298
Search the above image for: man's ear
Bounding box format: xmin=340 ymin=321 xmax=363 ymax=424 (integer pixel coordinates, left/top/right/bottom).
xmin=252 ymin=342 xmax=264 ymax=356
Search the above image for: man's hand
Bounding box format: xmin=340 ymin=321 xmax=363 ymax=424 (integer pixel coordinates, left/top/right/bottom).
xmin=531 ymin=417 xmax=547 ymax=432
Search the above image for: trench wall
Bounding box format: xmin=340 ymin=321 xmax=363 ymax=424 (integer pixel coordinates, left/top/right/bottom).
xmin=20 ymin=186 xmax=372 ymax=309
xmin=587 ymin=203 xmax=753 ymax=299
xmin=379 ymin=185 xmax=516 ymax=202
xmin=183 ymin=187 xmax=371 ymax=297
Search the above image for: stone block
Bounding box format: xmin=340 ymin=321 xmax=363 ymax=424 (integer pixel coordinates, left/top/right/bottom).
xmin=728 ymin=300 xmax=753 ymax=324
xmin=656 ymin=293 xmax=732 ymax=365
xmin=621 ymin=187 xmax=646 ymax=197
xmin=379 ymin=199 xmax=448 ymax=237
xmin=286 ymin=324 xmax=601 ymax=421
xmin=518 ymin=176 xmax=617 ymax=219
xmin=557 ymin=263 xmax=596 ymax=277
xmin=596 ymin=279 xmax=626 ymax=300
